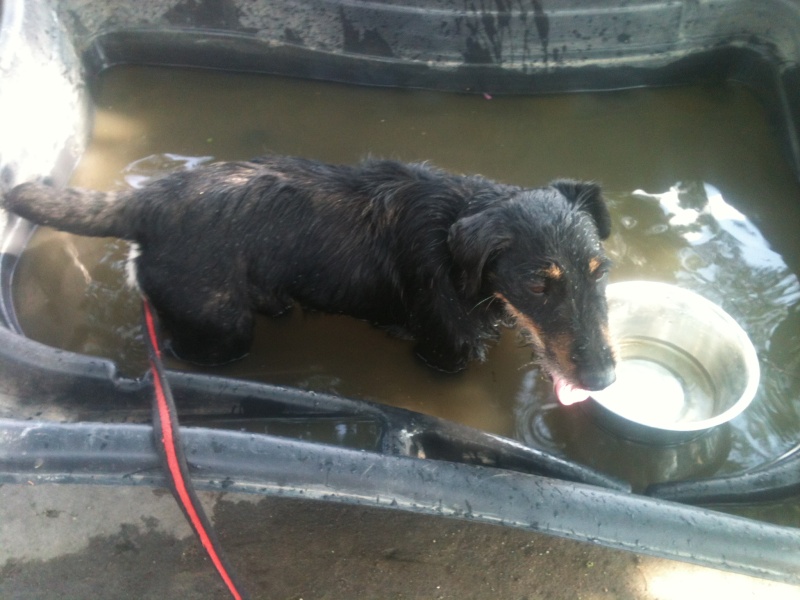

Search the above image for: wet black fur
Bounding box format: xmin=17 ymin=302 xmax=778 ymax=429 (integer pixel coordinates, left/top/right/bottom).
xmin=4 ymin=156 xmax=615 ymax=388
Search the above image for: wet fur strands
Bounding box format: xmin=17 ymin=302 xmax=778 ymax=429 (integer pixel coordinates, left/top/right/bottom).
xmin=3 ymin=156 xmax=616 ymax=393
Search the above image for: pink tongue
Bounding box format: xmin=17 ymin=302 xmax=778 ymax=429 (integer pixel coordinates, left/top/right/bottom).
xmin=554 ymin=377 xmax=591 ymax=406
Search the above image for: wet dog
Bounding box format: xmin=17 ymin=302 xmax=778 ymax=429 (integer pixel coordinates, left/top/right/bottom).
xmin=3 ymin=156 xmax=616 ymax=399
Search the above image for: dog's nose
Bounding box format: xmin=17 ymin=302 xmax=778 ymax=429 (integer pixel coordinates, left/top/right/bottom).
xmin=578 ymin=366 xmax=616 ymax=392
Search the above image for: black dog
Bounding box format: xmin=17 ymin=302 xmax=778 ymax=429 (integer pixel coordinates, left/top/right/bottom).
xmin=3 ymin=156 xmax=616 ymax=397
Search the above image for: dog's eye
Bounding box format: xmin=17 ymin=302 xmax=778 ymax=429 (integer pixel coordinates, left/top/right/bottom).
xmin=529 ymin=279 xmax=547 ymax=295
xmin=590 ymin=258 xmax=611 ymax=282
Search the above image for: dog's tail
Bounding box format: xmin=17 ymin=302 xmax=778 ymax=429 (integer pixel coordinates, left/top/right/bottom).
xmin=2 ymin=182 xmax=135 ymax=239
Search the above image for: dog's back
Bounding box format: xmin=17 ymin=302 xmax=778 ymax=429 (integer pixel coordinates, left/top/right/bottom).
xmin=2 ymin=157 xmax=475 ymax=243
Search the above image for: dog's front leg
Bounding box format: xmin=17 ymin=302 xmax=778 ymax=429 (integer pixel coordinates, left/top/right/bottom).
xmin=411 ymin=293 xmax=484 ymax=373
xmin=414 ymin=336 xmax=472 ymax=373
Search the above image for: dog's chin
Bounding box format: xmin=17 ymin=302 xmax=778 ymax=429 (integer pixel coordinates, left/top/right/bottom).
xmin=552 ymin=375 xmax=592 ymax=406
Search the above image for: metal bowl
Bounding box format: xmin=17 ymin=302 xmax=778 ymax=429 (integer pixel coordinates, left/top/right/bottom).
xmin=585 ymin=281 xmax=760 ymax=444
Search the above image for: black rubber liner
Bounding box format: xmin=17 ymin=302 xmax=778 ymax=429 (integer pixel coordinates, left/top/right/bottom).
xmin=2 ymin=0 xmax=800 ymax=584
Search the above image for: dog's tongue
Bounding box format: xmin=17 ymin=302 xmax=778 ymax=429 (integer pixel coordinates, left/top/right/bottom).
xmin=553 ymin=377 xmax=591 ymax=406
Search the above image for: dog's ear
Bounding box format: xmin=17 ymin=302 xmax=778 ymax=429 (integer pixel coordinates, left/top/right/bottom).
xmin=448 ymin=209 xmax=512 ymax=296
xmin=550 ymin=179 xmax=612 ymax=240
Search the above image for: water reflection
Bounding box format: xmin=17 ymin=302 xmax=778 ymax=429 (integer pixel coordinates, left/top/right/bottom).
xmin=634 ymin=182 xmax=800 ymax=345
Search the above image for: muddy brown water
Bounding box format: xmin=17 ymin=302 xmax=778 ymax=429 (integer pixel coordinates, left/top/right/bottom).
xmin=11 ymin=67 xmax=800 ymax=511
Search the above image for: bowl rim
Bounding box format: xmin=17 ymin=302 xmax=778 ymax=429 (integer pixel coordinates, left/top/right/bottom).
xmin=593 ymin=280 xmax=761 ymax=433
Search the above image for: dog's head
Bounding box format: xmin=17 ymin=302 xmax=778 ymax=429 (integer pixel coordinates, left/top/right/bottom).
xmin=449 ymin=179 xmax=615 ymax=401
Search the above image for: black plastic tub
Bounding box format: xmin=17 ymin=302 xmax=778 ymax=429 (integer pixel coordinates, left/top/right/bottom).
xmin=2 ymin=0 xmax=800 ymax=585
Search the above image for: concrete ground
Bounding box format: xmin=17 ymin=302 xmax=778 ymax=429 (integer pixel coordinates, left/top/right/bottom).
xmin=1 ymin=483 xmax=799 ymax=599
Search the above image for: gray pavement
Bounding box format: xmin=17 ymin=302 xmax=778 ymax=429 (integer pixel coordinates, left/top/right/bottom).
xmin=2 ymin=483 xmax=799 ymax=599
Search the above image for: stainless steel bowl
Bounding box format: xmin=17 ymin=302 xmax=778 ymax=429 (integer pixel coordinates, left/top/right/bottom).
xmin=585 ymin=281 xmax=760 ymax=444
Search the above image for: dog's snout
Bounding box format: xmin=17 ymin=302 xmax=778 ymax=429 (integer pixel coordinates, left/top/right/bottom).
xmin=578 ymin=366 xmax=616 ymax=392
xmin=570 ymin=338 xmax=616 ymax=391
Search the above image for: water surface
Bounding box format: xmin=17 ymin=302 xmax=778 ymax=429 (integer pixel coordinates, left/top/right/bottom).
xmin=13 ymin=67 xmax=800 ymax=499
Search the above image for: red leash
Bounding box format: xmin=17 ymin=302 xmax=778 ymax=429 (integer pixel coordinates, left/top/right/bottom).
xmin=142 ymin=297 xmax=249 ymax=600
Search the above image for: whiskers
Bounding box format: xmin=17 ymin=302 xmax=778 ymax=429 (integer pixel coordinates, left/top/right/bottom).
xmin=469 ymin=294 xmax=498 ymax=313
xmin=516 ymin=357 xmax=541 ymax=372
